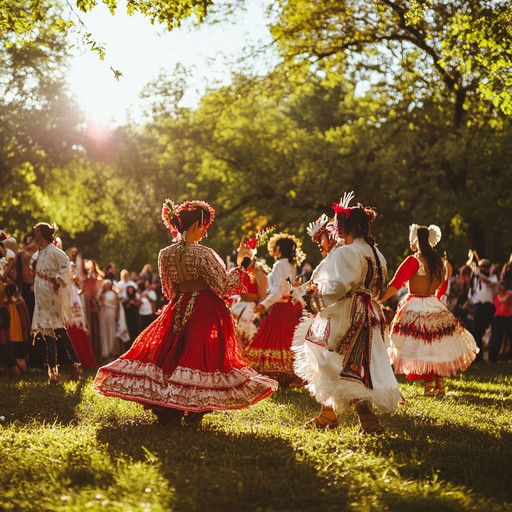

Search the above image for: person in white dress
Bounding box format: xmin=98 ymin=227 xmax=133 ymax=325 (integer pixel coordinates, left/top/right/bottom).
xmin=98 ymin=279 xmax=120 ymax=361
xmin=30 ymin=223 xmax=81 ymax=383
xmin=293 ymin=192 xmax=402 ymax=433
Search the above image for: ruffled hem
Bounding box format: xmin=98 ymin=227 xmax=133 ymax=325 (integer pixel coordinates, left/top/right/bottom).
xmin=389 ymin=330 xmax=479 ymax=376
xmin=93 ymin=359 xmax=278 ymax=412
xmin=293 ymin=318 xmax=401 ymax=413
xmin=392 ymin=352 xmax=478 ymax=376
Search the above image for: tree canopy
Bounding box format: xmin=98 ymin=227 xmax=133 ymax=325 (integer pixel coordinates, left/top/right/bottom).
xmin=1 ymin=0 xmax=511 ymax=273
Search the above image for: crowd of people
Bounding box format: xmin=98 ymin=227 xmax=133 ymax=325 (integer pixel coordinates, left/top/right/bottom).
xmin=1 ymin=193 xmax=511 ymax=432
xmin=0 ymin=227 xmax=165 ymax=382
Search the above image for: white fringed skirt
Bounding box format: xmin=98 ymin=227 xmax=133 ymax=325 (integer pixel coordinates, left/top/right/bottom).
xmin=292 ymin=316 xmax=402 ymax=413
xmin=388 ymin=295 xmax=479 ymax=377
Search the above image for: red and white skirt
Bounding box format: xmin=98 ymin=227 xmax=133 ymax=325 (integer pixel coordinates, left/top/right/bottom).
xmin=244 ymin=300 xmax=301 ymax=383
xmin=93 ymin=290 xmax=277 ymax=412
xmin=388 ymin=295 xmax=479 ymax=379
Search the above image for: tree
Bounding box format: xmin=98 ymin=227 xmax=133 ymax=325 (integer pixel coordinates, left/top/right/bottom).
xmin=269 ymin=0 xmax=512 ymax=121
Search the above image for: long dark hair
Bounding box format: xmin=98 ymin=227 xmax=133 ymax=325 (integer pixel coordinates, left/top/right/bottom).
xmin=417 ymin=227 xmax=443 ymax=282
xmin=275 ymin=237 xmax=296 ymax=264
xmin=336 ymin=205 xmax=385 ymax=295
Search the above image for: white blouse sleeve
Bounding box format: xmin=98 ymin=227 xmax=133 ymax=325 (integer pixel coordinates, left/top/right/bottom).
xmin=259 ymin=260 xmax=292 ymax=310
xmin=54 ymin=248 xmax=72 ymax=286
xmin=316 ymin=245 xmax=362 ymax=303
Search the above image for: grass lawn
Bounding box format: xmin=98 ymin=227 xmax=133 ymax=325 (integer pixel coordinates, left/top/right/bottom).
xmin=0 ymin=363 xmax=511 ymax=512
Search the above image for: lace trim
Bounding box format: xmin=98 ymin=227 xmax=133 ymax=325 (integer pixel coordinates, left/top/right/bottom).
xmin=94 ymin=359 xmax=277 ymax=411
xmin=243 ymin=348 xmax=295 ymax=375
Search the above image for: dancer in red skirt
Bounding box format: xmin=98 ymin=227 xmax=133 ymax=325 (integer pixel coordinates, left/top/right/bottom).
xmin=94 ymin=198 xmax=277 ymax=425
xmin=244 ymin=233 xmax=305 ymax=384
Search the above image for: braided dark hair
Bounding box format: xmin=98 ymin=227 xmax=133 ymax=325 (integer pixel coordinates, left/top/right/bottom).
xmin=336 ymin=205 xmax=385 ymax=295
xmin=416 ymin=227 xmax=443 ymax=282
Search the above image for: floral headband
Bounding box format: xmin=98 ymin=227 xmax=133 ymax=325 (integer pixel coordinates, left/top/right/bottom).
xmin=409 ymin=223 xmax=442 ymax=247
xmin=267 ymin=232 xmax=306 ymax=265
xmin=161 ymin=198 xmax=216 ymax=238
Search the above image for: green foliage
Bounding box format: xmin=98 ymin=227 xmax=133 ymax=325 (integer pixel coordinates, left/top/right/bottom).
xmin=0 ymin=366 xmax=511 ymax=511
xmin=270 ymin=0 xmax=512 ymax=120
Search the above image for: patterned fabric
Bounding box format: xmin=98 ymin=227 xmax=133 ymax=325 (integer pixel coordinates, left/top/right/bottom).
xmin=158 ymin=242 xmax=247 ymax=300
xmin=388 ymin=295 xmax=479 ymax=378
xmin=244 ymin=301 xmax=301 ymax=383
xmin=231 ymin=300 xmax=258 ymax=346
xmin=293 ymin=239 xmax=401 ymax=413
xmin=94 ymin=291 xmax=277 ymax=411
xmin=94 ymin=242 xmax=277 ymax=412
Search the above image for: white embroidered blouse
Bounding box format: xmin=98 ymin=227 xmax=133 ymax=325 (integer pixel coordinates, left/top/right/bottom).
xmin=30 ymin=244 xmax=73 ymax=335
xmin=259 ymin=258 xmax=296 ymax=311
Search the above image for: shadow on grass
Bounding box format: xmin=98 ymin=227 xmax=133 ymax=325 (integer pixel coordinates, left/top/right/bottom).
xmin=0 ymin=368 xmax=87 ymax=425
xmin=367 ymin=412 xmax=512 ymax=506
xmin=96 ymin=421 xmax=349 ymax=512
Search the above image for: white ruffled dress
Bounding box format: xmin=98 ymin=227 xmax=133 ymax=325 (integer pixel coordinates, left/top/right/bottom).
xmin=292 ymin=239 xmax=402 ymax=413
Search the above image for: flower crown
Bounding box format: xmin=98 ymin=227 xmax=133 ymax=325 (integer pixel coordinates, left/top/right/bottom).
xmin=267 ymin=232 xmax=306 ymax=265
xmin=409 ymin=223 xmax=442 ymax=247
xmin=161 ymin=198 xmax=216 ymax=238
xmin=306 ymin=214 xmax=333 ymax=244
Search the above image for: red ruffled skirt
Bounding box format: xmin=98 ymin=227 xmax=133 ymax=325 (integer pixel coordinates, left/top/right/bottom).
xmin=68 ymin=326 xmax=98 ymax=369
xmin=244 ymin=301 xmax=301 ymax=383
xmin=93 ymin=290 xmax=277 ymax=412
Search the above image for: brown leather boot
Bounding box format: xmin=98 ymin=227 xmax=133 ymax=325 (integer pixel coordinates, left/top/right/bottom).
xmin=435 ymin=376 xmax=445 ymax=397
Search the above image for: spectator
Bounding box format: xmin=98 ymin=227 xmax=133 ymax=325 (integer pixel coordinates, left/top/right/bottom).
xmin=467 ymin=258 xmax=498 ymax=361
xmin=489 ymin=280 xmax=512 ymax=363
xmin=138 ymin=279 xmax=157 ymax=331
xmin=98 ymin=279 xmax=120 ymax=361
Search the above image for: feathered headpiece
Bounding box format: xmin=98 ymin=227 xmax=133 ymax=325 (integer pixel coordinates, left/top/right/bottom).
xmin=267 ymin=232 xmax=306 ymax=266
xmin=306 ymin=214 xmax=333 ymax=244
xmin=332 ymin=191 xmax=355 ymax=218
xmin=161 ymin=198 xmax=216 ymax=238
xmin=409 ymin=224 xmax=442 ymax=247
xmin=237 ymin=225 xmax=276 ymax=264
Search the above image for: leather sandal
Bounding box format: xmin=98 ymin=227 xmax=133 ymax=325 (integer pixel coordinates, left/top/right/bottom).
xmin=355 ymin=402 xmax=384 ymax=434
xmin=69 ymin=363 xmax=82 ymax=382
xmin=48 ymin=367 xmax=60 ymax=385
xmin=303 ymin=414 xmax=340 ymax=430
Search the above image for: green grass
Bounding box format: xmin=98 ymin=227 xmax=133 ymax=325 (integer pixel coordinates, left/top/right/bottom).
xmin=1 ymin=364 xmax=511 ymax=512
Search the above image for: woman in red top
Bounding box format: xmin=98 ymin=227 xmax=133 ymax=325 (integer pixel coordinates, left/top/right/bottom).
xmin=94 ymin=198 xmax=277 ymax=425
xmin=381 ymin=224 xmax=478 ymax=397
xmin=489 ymin=280 xmax=512 ymax=363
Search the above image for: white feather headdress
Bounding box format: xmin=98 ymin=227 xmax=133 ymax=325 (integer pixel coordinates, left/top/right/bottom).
xmin=409 ymin=224 xmax=442 ymax=247
xmin=306 ymin=213 xmax=330 ymax=241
